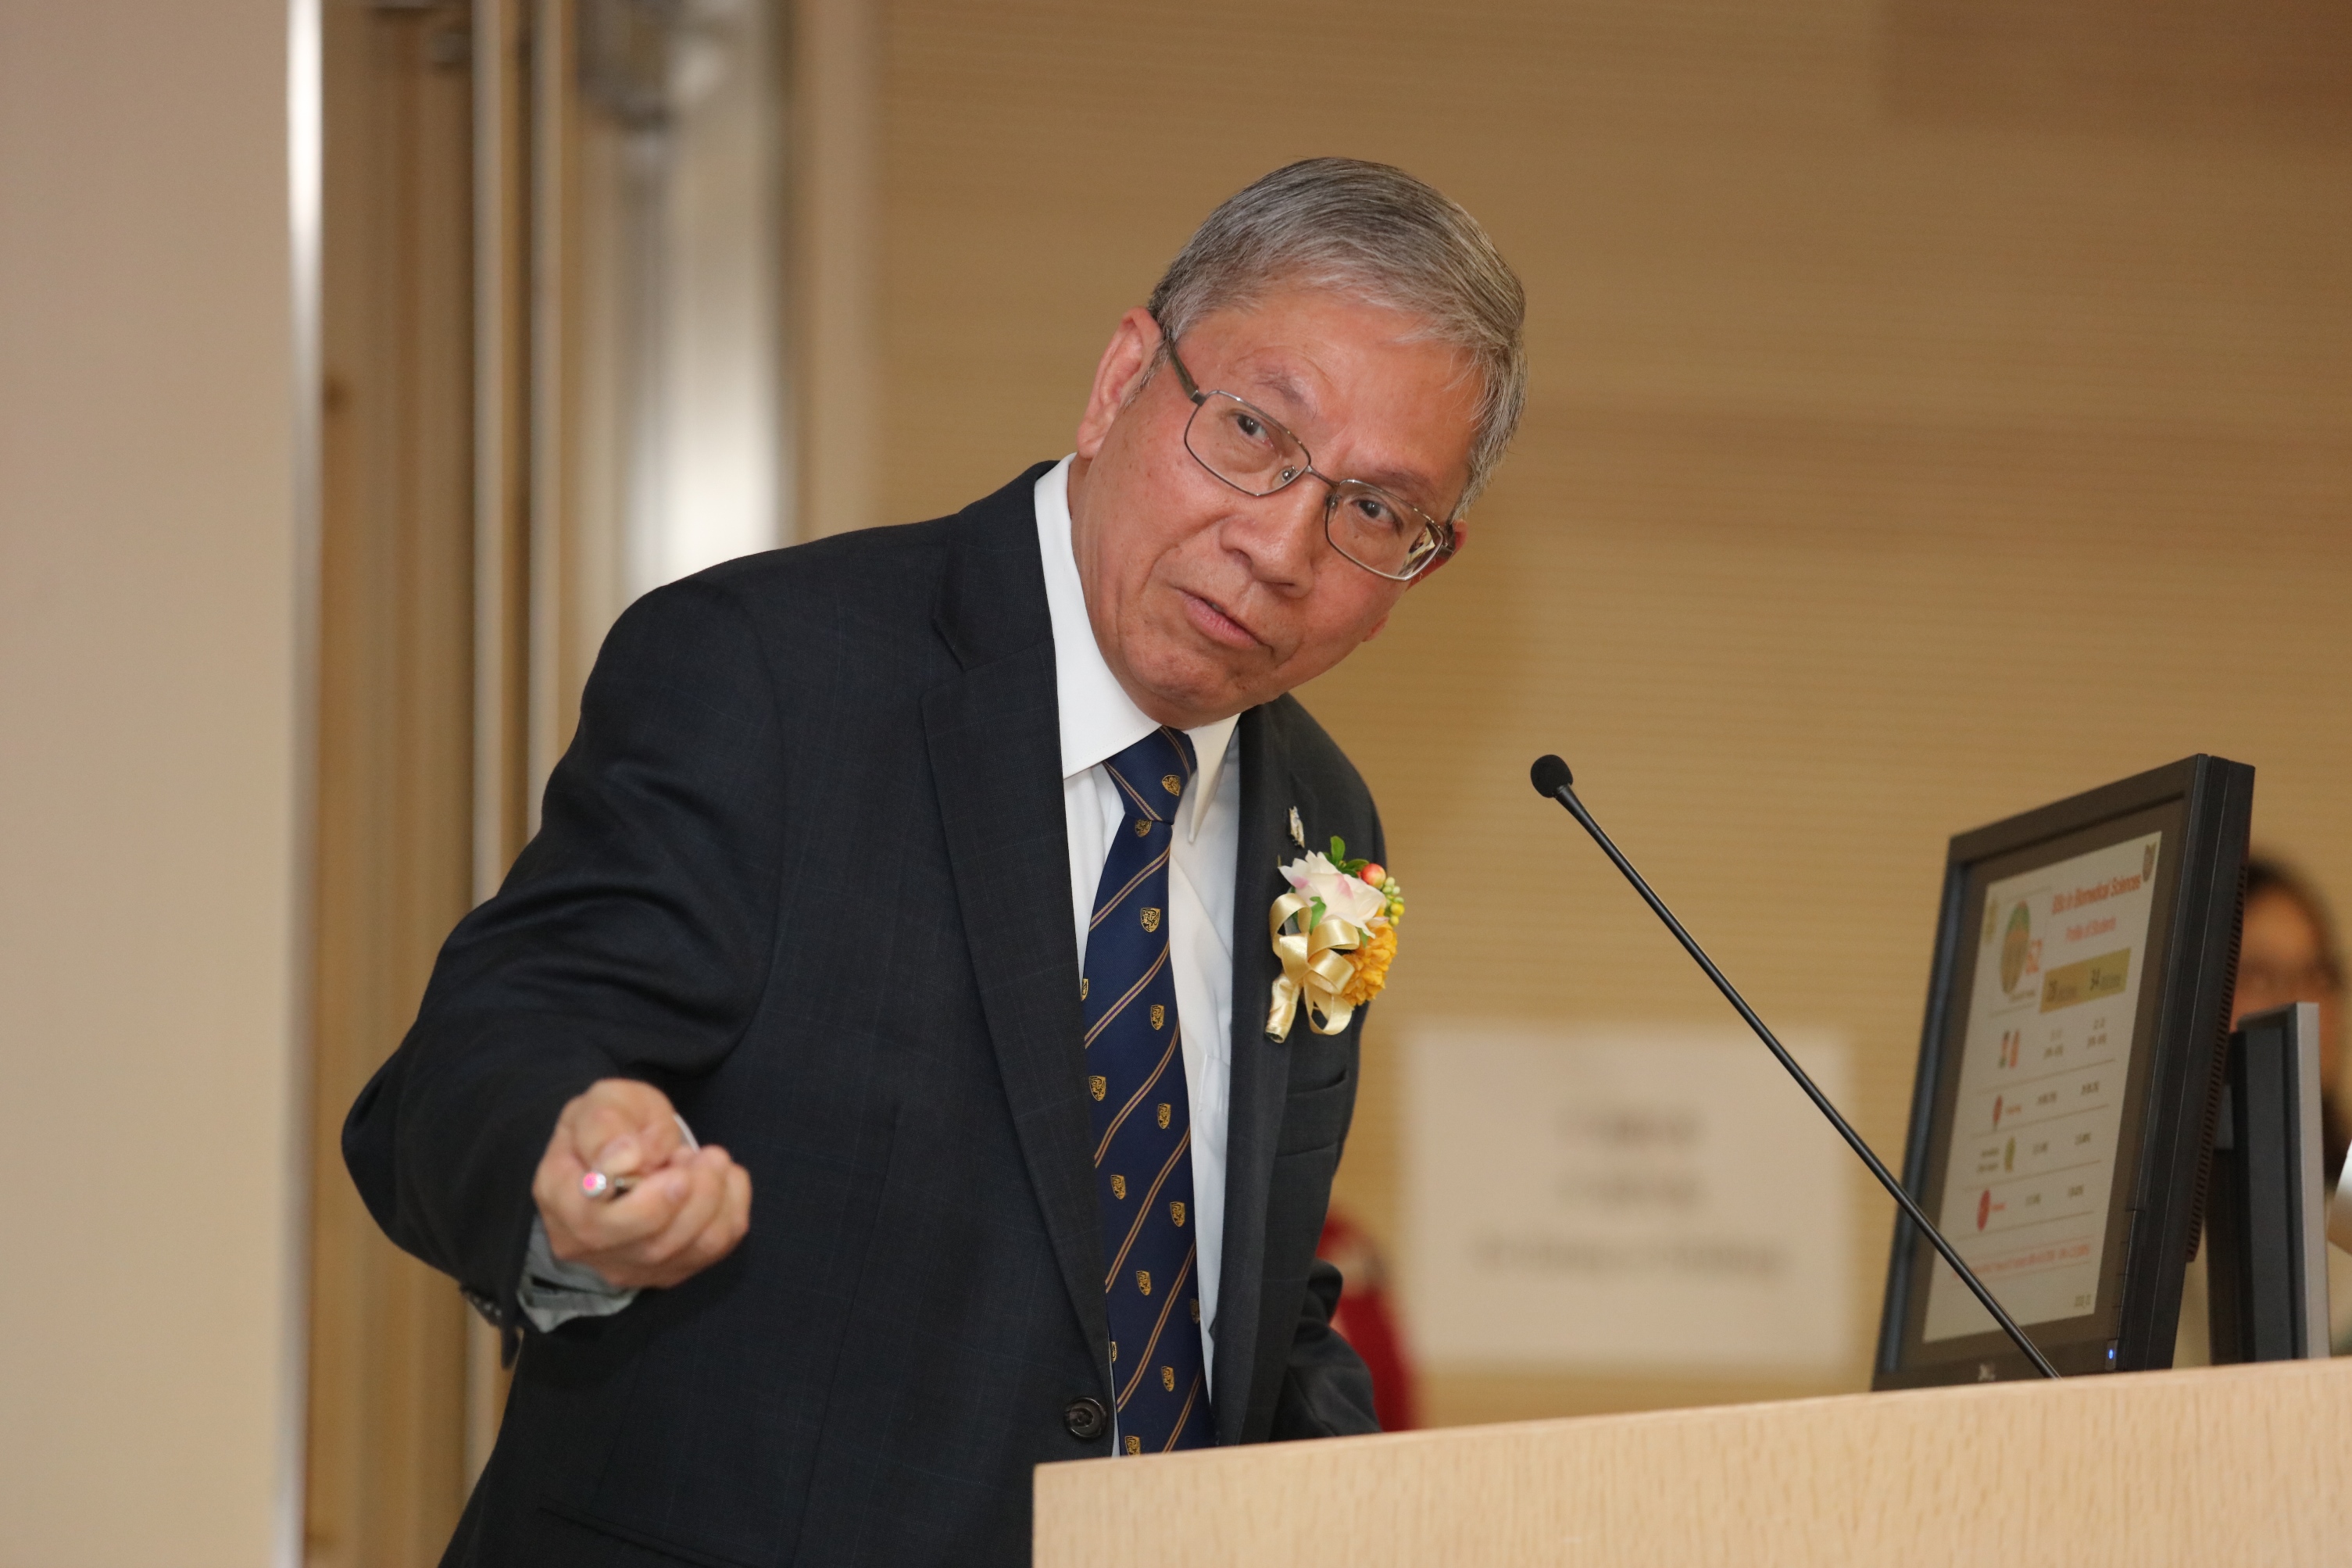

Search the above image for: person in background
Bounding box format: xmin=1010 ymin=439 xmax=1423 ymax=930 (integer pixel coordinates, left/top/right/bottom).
xmin=1317 ymin=1209 xmax=1418 ymax=1430
xmin=2175 ymin=853 xmax=2350 ymax=1364
xmin=2235 ymin=858 xmax=2347 ymax=1185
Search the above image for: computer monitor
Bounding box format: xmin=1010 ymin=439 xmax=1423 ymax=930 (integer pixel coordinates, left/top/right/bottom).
xmin=1874 ymin=755 xmax=2253 ymax=1387
xmin=2206 ymin=1002 xmax=2330 ymax=1364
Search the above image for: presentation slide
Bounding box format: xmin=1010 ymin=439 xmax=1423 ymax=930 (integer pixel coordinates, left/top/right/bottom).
xmin=1922 ymin=830 xmax=2164 ymax=1343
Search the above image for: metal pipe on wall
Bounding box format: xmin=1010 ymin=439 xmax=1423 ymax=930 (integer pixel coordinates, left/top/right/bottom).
xmin=527 ymin=0 xmax=569 ymax=831
xmin=467 ymin=0 xmax=522 ymax=1485
xmin=457 ymin=0 xmax=808 ymax=1488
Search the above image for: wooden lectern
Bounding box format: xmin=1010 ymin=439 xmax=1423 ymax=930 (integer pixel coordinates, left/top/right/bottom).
xmin=1035 ymin=1358 xmax=2352 ymax=1566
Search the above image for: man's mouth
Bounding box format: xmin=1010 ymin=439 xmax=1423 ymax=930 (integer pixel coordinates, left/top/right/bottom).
xmin=1179 ymin=591 xmax=1264 ymax=653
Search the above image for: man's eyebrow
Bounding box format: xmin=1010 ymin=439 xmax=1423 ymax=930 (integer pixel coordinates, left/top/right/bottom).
xmin=1350 ymin=465 xmax=1448 ymax=513
xmin=1354 ymin=465 xmax=1439 ymax=502
xmin=1244 ymin=366 xmax=1319 ymax=427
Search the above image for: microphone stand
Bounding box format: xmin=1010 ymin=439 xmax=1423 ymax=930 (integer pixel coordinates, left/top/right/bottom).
xmin=1532 ymin=755 xmax=2061 ymax=1380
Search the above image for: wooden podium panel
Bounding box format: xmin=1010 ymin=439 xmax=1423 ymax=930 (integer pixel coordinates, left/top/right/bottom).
xmin=1035 ymin=1359 xmax=2352 ymax=1566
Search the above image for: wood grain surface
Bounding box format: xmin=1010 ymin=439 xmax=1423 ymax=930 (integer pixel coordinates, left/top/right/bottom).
xmin=1036 ymin=1358 xmax=2352 ymax=1566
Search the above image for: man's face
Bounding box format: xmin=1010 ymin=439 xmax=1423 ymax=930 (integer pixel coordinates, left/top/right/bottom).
xmin=1065 ymin=288 xmax=1481 ymax=730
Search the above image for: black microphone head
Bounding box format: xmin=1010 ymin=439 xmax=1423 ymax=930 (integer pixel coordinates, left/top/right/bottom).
xmin=1530 ymin=755 xmax=1574 ymax=798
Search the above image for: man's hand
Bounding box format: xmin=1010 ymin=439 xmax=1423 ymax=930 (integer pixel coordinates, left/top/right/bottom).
xmin=531 ymin=1078 xmax=752 ymax=1290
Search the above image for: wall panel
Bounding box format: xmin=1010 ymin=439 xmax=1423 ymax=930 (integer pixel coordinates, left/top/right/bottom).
xmin=0 ymin=2 xmax=306 ymax=1559
xmin=302 ymin=6 xmax=480 ymax=1563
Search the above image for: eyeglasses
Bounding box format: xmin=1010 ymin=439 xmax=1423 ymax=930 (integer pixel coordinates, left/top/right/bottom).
xmin=1163 ymin=339 xmax=1458 ymax=582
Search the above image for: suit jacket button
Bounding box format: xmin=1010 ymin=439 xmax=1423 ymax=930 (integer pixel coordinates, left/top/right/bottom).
xmin=1063 ymin=1396 xmax=1108 ymax=1441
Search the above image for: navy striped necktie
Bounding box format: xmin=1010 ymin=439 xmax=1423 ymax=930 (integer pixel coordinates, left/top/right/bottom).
xmin=1083 ymin=725 xmax=1214 ymax=1452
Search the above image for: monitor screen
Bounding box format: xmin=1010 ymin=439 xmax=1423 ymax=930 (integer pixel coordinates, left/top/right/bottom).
xmin=1875 ymin=758 xmax=2251 ymax=1386
xmin=1921 ymin=816 xmax=2170 ymax=1345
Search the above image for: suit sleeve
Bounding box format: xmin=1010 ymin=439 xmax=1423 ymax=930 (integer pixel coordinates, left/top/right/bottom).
xmin=341 ymin=577 xmax=788 ymax=1328
xmin=1268 ymin=1258 xmax=1380 ymax=1438
xmin=1269 ymin=804 xmax=1384 ymax=1438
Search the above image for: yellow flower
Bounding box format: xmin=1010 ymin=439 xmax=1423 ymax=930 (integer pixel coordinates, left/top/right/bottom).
xmin=1341 ymin=922 xmax=1398 ymax=1006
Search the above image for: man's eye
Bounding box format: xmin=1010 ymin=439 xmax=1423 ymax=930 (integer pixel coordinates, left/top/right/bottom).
xmin=1217 ymin=402 xmax=1283 ymax=451
xmin=1352 ymin=494 xmax=1401 ymax=530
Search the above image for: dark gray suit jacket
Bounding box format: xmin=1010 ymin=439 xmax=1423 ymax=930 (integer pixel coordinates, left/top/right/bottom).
xmin=345 ymin=466 xmax=1381 ymax=1566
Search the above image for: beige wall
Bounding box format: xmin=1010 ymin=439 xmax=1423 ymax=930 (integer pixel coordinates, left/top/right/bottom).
xmin=870 ymin=0 xmax=2352 ymax=1423
xmin=0 ymin=2 xmax=306 ymax=1562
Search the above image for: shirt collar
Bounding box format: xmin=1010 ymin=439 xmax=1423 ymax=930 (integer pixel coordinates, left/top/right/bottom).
xmin=1035 ymin=455 xmax=1238 ymax=841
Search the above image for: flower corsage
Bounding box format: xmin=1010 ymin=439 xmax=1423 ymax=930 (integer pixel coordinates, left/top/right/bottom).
xmin=1265 ymin=837 xmax=1404 ymax=1041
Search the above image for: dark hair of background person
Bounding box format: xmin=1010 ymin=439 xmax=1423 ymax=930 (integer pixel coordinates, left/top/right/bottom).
xmin=2244 ymin=857 xmax=2347 ymax=988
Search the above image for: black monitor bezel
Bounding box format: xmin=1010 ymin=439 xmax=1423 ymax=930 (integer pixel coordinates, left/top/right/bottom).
xmin=1873 ymin=755 xmax=2251 ymax=1388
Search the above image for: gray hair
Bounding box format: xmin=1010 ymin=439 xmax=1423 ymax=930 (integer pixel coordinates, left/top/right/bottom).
xmin=1146 ymin=158 xmax=1527 ymax=513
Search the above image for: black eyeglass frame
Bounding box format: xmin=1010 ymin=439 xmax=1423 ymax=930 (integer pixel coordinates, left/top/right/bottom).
xmin=1160 ymin=338 xmax=1460 ymax=583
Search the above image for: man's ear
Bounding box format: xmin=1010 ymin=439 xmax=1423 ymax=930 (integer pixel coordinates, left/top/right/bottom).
xmin=1074 ymin=307 xmax=1165 ymax=460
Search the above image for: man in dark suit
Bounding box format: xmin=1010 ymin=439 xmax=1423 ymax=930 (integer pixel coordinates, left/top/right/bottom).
xmin=345 ymin=157 xmax=1525 ymax=1566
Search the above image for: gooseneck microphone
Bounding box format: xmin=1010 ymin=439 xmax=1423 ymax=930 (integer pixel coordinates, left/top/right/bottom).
xmin=1531 ymin=755 xmax=2060 ymax=1380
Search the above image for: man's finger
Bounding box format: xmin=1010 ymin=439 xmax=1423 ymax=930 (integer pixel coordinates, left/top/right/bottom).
xmin=614 ymin=1103 xmax=685 ymax=1172
xmin=542 ymin=1144 xmax=699 ymax=1260
xmin=637 ymin=1149 xmax=731 ymax=1266
xmin=573 ymin=1160 xmax=702 ymax=1248
xmin=563 ymin=1163 xmax=710 ymax=1284
xmin=563 ymin=1101 xmax=646 ymax=1176
xmin=638 ymin=1159 xmax=751 ymax=1285
xmin=556 ymin=1152 xmax=750 ymax=1287
xmin=567 ymin=1081 xmax=682 ymax=1177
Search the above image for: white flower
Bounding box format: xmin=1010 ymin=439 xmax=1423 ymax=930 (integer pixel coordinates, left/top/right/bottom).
xmin=1280 ymin=851 xmax=1389 ymax=930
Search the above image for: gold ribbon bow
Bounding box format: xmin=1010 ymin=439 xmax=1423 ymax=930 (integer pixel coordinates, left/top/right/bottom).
xmin=1266 ymin=891 xmax=1363 ymax=1041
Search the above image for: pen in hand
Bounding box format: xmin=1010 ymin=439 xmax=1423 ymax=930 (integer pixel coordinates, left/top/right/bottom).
xmin=579 ymin=1113 xmax=700 ymax=1200
xmin=534 ymin=1079 xmax=752 ymax=1292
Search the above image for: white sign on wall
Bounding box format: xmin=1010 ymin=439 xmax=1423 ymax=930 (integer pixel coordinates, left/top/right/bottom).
xmin=1404 ymin=1024 xmax=1855 ymax=1372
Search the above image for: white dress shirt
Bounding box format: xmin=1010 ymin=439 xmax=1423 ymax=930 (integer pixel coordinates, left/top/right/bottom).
xmin=1034 ymin=455 xmax=1239 ymax=1394
xmin=521 ymin=459 xmax=1244 ymax=1400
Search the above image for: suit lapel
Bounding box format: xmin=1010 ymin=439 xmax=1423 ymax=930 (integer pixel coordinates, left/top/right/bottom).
xmin=1213 ymin=702 xmax=1295 ymax=1443
xmin=920 ymin=467 xmax=1111 ymax=1370
xmin=918 ymin=467 xmax=1316 ymax=1429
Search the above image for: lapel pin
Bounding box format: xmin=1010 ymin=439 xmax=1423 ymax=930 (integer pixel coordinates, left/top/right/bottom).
xmin=1288 ymin=805 xmax=1306 ymax=848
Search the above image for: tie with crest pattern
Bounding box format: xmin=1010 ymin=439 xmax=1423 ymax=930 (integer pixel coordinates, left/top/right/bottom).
xmin=1082 ymin=726 xmax=1214 ymax=1452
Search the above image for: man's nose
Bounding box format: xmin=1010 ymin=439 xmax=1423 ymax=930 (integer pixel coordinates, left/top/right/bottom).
xmin=1230 ymin=480 xmax=1325 ymax=591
